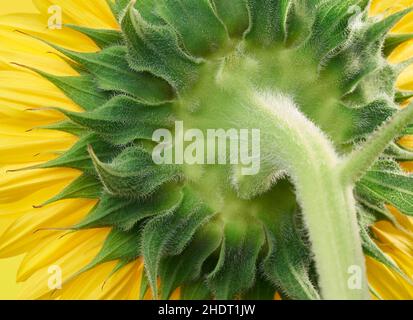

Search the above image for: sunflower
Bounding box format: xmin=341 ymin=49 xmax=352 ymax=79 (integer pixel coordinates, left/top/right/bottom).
xmin=1 ymin=0 xmax=413 ymax=300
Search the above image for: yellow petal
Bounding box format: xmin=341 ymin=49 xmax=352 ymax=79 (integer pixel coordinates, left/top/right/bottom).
xmin=0 ymin=167 xmax=79 ymax=204
xmin=19 ymin=229 xmax=108 ymax=299
xmin=0 ymin=255 xmax=24 ymax=300
xmin=33 ymin=0 xmax=118 ymax=30
xmin=396 ymin=64 xmax=413 ymax=90
xmin=369 ymin=215 xmax=413 ymax=299
xmin=60 ymin=260 xmax=142 ymax=300
xmin=0 ymin=132 xmax=76 ymax=165
xmin=0 ymin=71 xmax=82 ymax=112
xmin=0 ymin=0 xmax=37 ymax=15
xmin=401 ymin=161 xmax=413 ymax=172
xmin=373 ymin=222 xmax=413 ymax=257
xmin=367 ymin=256 xmax=413 ymax=299
xmin=0 ymin=168 xmax=79 ymax=220
xmin=398 ymin=135 xmax=413 ymax=150
xmin=0 ymin=14 xmax=99 ymax=53
xmin=17 ymin=229 xmax=108 ymax=282
xmin=388 ymin=40 xmax=413 ymax=63
xmin=0 ymin=199 xmax=96 ymax=258
xmin=170 ymin=288 xmax=181 ymax=300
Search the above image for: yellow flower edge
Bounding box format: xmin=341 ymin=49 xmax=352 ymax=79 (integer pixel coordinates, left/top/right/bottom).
xmin=0 ymin=0 xmax=412 ymax=300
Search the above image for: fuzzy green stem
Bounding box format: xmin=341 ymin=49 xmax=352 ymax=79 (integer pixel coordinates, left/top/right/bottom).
xmin=293 ymin=165 xmax=369 ymax=299
xmin=251 ymin=92 xmax=369 ymax=299
xmin=342 ymin=103 xmax=413 ymax=184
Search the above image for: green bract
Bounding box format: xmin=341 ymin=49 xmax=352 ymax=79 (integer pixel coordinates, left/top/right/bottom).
xmin=27 ymin=0 xmax=413 ymax=299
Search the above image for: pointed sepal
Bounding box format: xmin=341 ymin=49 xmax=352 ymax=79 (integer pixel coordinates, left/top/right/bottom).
xmin=74 ymin=186 xmax=184 ymax=230
xmin=41 ymin=174 xmax=101 ymax=207
xmin=39 ymin=133 xmax=118 ymax=173
xmin=212 ymin=0 xmax=250 ymax=37
xmin=121 ymin=3 xmax=200 ymax=92
xmin=245 ymin=0 xmax=292 ymax=45
xmin=59 ymin=95 xmax=174 ymax=145
xmin=159 ymin=223 xmax=222 ymax=299
xmin=46 ymin=44 xmax=174 ymax=104
xmin=66 ymin=24 xmax=123 ymax=48
xmin=89 ymin=145 xmax=182 ymax=199
xmin=262 ymin=212 xmax=320 ymax=300
xmin=356 ymin=160 xmax=413 ymax=216
xmin=142 ymin=188 xmax=215 ymax=299
xmin=153 ymin=0 xmax=230 ymax=57
xmin=206 ymin=219 xmax=265 ymax=299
